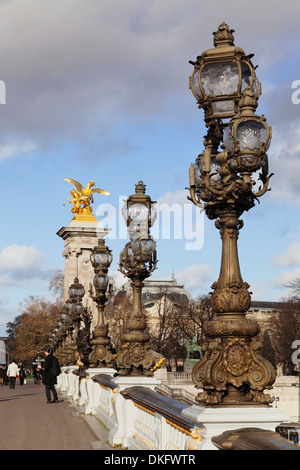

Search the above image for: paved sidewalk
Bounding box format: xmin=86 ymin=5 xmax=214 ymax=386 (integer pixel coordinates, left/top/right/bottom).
xmin=0 ymin=378 xmax=110 ymax=450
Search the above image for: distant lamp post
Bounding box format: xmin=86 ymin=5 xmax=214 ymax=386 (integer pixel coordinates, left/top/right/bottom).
xmin=187 ymin=23 xmax=275 ymax=406
xmin=66 ymin=277 xmax=86 ymax=365
xmin=88 ymin=239 xmax=115 ymax=368
xmin=54 ymin=305 xmax=69 ymax=366
xmin=272 ymin=396 xmax=280 ymax=408
xmin=117 ymin=181 xmax=158 ymax=376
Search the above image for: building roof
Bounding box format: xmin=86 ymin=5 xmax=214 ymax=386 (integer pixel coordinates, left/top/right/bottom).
xmin=249 ymin=301 xmax=283 ymax=310
xmin=116 ymin=276 xmax=194 ymax=308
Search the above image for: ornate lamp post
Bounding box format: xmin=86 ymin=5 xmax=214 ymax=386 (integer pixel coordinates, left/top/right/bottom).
xmin=66 ymin=277 xmax=86 ymax=365
xmin=116 ymin=181 xmax=158 ymax=376
xmin=187 ymin=23 xmax=276 ymax=407
xmin=88 ymin=238 xmax=115 ymax=368
xmin=189 ymin=21 xmax=261 ymax=126
xmin=54 ymin=306 xmax=69 ymax=366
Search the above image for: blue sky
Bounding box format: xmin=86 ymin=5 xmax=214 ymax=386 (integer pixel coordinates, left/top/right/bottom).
xmin=0 ymin=0 xmax=300 ymax=335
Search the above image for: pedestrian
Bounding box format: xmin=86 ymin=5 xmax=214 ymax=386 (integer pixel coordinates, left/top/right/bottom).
xmin=7 ymin=361 xmax=19 ymax=389
xmin=18 ymin=364 xmax=26 ymax=385
xmin=34 ymin=365 xmax=42 ymax=384
xmin=43 ymin=348 xmax=60 ymax=403
xmin=0 ymin=365 xmax=6 ymax=385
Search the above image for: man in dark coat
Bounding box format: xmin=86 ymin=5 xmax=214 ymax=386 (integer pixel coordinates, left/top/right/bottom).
xmin=0 ymin=365 xmax=6 ymax=385
xmin=43 ymin=348 xmax=59 ymax=403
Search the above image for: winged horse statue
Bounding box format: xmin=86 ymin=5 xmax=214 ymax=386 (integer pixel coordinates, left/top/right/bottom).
xmin=64 ymin=178 xmax=110 ymax=216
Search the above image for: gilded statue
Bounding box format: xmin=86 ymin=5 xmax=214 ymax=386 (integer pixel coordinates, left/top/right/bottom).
xmin=64 ymin=178 xmax=110 ymax=217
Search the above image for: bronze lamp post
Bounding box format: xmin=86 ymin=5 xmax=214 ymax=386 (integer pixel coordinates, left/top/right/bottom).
xmin=54 ymin=306 xmax=69 ymax=366
xmin=116 ymin=181 xmax=158 ymax=376
xmin=88 ymin=238 xmax=115 ymax=368
xmin=187 ymin=23 xmax=276 ymax=407
xmin=65 ymin=277 xmax=86 ymax=366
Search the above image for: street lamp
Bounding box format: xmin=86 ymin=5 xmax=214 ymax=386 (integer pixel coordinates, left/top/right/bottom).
xmin=65 ymin=277 xmax=86 ymax=366
xmin=187 ymin=23 xmax=276 ymax=407
xmin=116 ymin=181 xmax=158 ymax=376
xmin=189 ymin=22 xmax=261 ymax=125
xmin=88 ymin=238 xmax=115 ymax=368
xmin=54 ymin=306 xmax=69 ymax=366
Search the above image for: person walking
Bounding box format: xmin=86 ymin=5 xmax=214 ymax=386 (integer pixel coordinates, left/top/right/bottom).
xmin=43 ymin=348 xmax=60 ymax=403
xmin=7 ymin=361 xmax=19 ymax=389
xmin=0 ymin=365 xmax=6 ymax=385
xmin=34 ymin=365 xmax=42 ymax=384
xmin=18 ymin=364 xmax=26 ymax=385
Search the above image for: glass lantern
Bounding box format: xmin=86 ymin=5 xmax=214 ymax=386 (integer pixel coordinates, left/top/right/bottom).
xmin=93 ymin=252 xmax=109 ymax=266
xmin=68 ymin=277 xmax=85 ymax=300
xmin=210 ymin=156 xmax=222 ymax=182
xmin=223 ymin=88 xmax=271 ymax=173
xmin=90 ymin=239 xmax=112 ymax=270
xmin=189 ymin=23 xmax=261 ymax=121
xmin=122 ymin=180 xmax=156 ymax=241
xmin=93 ymin=274 xmax=109 ymax=292
xmin=132 ymin=238 xmax=155 ymax=262
xmin=75 ymin=302 xmax=83 ymax=316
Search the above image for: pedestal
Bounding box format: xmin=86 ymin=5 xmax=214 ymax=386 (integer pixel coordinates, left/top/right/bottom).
xmin=182 ymin=405 xmax=290 ymax=450
xmin=108 ymin=375 xmax=161 ymax=447
xmin=81 ymin=367 xmax=117 ymax=412
xmin=112 ymin=375 xmax=160 ymax=392
xmin=57 ymin=219 xmax=110 ymax=330
xmin=184 ymin=359 xmax=198 ymax=374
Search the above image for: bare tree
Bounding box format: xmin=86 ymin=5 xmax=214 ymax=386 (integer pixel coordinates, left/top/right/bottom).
xmin=287 ymin=277 xmax=300 ymax=302
xmin=6 ymin=271 xmax=64 ymax=365
xmin=11 ymin=296 xmax=62 ymax=364
xmin=49 ymin=269 xmax=64 ymax=298
xmin=272 ymin=299 xmax=300 ymax=375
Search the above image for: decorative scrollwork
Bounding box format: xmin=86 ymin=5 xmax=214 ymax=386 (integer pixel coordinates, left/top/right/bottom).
xmin=192 ymin=336 xmax=275 ymax=406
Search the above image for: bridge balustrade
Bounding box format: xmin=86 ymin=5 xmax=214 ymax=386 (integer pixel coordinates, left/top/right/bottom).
xmin=56 ymin=367 xmax=299 ymax=451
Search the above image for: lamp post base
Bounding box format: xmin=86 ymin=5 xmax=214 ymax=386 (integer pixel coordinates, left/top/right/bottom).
xmin=182 ymin=405 xmax=290 ymax=450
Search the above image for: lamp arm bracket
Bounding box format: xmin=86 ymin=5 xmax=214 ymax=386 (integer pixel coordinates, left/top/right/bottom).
xmin=253 ymin=173 xmax=274 ymax=198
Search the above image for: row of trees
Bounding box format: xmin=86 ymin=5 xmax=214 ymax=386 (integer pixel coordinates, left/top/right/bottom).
xmin=104 ymin=292 xmax=214 ymax=369
xmin=5 ymin=271 xmax=300 ymax=374
xmin=105 ymin=282 xmax=300 ymax=374
xmin=271 ymin=292 xmax=300 ymax=374
xmin=5 ymin=270 xmax=64 ymax=366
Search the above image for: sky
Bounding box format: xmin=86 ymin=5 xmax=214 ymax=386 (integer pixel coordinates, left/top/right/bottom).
xmin=0 ymin=0 xmax=300 ymax=336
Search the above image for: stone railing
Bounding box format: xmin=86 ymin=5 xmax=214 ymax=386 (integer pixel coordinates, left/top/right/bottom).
xmin=120 ymin=386 xmax=198 ymax=450
xmin=56 ymin=367 xmax=294 ymax=451
xmin=56 ymin=367 xmax=204 ymax=450
xmin=167 ymin=372 xmax=192 ymax=384
xmin=156 ymin=382 xmax=196 ymax=404
xmin=56 ymin=367 xmax=117 ymax=431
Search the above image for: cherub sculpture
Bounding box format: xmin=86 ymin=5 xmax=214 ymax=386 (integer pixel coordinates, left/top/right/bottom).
xmin=64 ymin=178 xmax=110 ymax=216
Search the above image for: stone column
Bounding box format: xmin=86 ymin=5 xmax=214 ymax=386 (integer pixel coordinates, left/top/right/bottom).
xmin=57 ymin=219 xmax=110 ymax=330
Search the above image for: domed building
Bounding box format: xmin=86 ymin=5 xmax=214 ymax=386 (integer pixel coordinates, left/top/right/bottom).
xmin=116 ymin=272 xmax=194 ymax=317
xmin=114 ymin=272 xmax=195 ymax=345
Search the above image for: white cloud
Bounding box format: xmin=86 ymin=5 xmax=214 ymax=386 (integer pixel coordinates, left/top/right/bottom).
xmin=0 ymin=0 xmax=299 ymax=158
xmin=269 ymin=267 xmax=300 ymax=292
xmin=157 ymin=190 xmax=190 ymax=207
xmin=176 ymin=264 xmax=214 ymax=294
xmin=0 ymin=245 xmax=54 ymax=289
xmin=249 ymin=282 xmax=267 ymax=301
xmin=0 ymin=139 xmax=37 ymax=162
xmin=109 ymin=269 xmax=127 ymax=290
xmin=272 ymin=241 xmax=300 ymax=267
xmin=0 ymin=245 xmax=45 ymax=272
xmin=266 ymin=121 xmax=300 ymax=205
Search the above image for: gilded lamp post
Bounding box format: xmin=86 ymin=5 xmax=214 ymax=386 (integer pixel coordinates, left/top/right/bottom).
xmin=116 ymin=181 xmax=158 ymax=376
xmin=66 ymin=277 xmax=87 ymax=366
xmin=188 ymin=23 xmax=275 ymax=406
xmin=88 ymin=239 xmax=115 ymax=368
